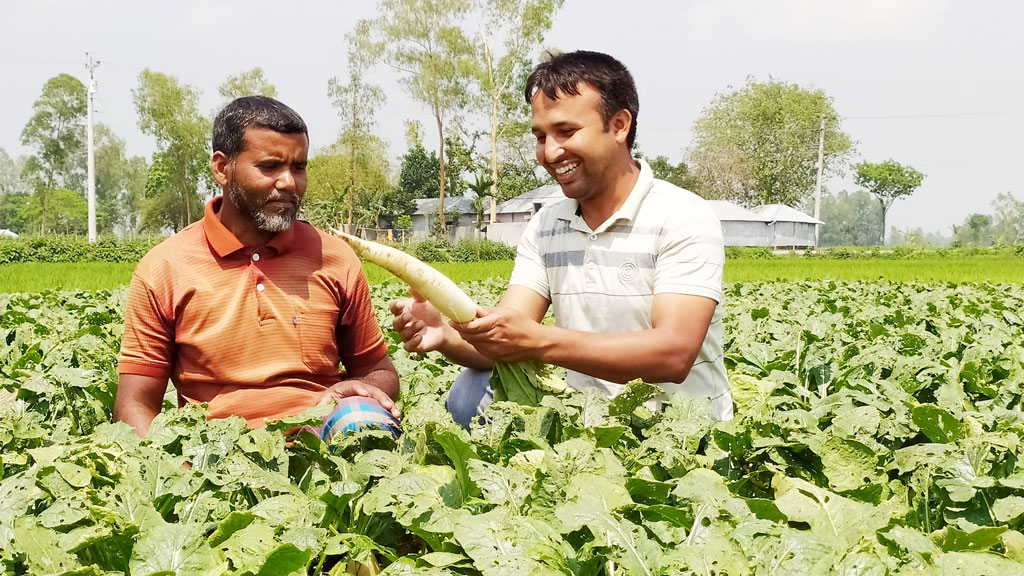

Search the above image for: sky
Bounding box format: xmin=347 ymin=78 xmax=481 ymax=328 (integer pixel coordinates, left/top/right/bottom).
xmin=1 ymin=0 xmax=1022 ymax=235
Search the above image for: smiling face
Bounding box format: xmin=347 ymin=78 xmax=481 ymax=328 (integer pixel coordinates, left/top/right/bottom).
xmin=213 ymin=127 xmax=309 ymax=234
xmin=531 ymin=82 xmax=632 ymax=204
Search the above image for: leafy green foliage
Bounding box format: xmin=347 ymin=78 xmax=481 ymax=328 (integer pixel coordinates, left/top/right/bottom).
xmin=690 ymin=77 xmax=855 ymax=207
xmin=820 ymin=190 xmax=884 ymax=247
xmin=19 ymin=73 xmax=88 ymax=235
xmin=0 ymin=235 xmax=164 ymax=264
xmin=854 ymin=159 xmax=925 ymax=244
xmin=365 ymin=0 xmax=477 ymax=232
xmin=2 ymin=280 xmax=1024 ymax=573
xmin=132 ymin=69 xmax=211 ymax=232
xmin=218 ymin=67 xmax=278 ymax=104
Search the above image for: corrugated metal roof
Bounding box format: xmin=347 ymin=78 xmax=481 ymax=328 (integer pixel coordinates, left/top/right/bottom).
xmin=707 ymin=200 xmax=765 ymax=222
xmin=755 ymin=204 xmax=823 ymax=225
xmin=496 ymin=184 xmax=565 ymax=214
xmin=412 ymin=196 xmax=477 ymax=216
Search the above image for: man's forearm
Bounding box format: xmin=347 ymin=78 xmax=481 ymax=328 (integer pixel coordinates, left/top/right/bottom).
xmin=114 ymin=400 xmax=162 ymax=437
xmin=538 ymin=325 xmax=700 ymax=384
xmin=346 ymin=367 xmax=400 ymax=400
xmin=113 ymin=375 xmax=167 ymax=437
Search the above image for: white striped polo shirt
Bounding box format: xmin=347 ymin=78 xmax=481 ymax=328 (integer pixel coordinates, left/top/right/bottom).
xmin=510 ymin=160 xmax=733 ymax=420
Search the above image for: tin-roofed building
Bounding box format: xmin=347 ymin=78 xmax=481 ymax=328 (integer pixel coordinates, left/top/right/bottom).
xmin=754 ymin=204 xmax=823 ymax=249
xmin=480 ymin=186 xmax=823 ymax=249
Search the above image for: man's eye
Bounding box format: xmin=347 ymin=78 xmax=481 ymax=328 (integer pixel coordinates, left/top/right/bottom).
xmin=534 ymin=135 xmax=546 ymax=144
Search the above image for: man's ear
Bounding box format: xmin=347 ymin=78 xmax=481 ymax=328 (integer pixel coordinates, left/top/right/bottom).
xmin=611 ymin=109 xmax=632 ymax=144
xmin=210 ymin=151 xmax=231 ymax=188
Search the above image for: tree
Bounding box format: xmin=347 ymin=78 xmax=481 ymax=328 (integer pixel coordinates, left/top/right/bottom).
xmin=133 ymin=70 xmax=211 ymax=232
xmin=495 ymin=156 xmax=546 ymax=202
xmin=689 ymin=78 xmax=854 ymax=207
xmin=0 ymin=148 xmax=32 ymax=200
xmin=303 ymin=154 xmax=349 ymax=230
xmin=889 ymin=226 xmax=952 ymax=248
xmin=469 ymin=0 xmax=563 ymax=223
xmin=467 ymin=172 xmax=494 ymax=229
xmin=328 ymin=22 xmax=387 ymax=233
xmin=218 ymin=68 xmax=278 ymax=104
xmin=853 ymin=159 xmax=924 ymax=245
xmin=819 ymin=190 xmax=883 ymax=247
xmin=397 ymin=123 xmax=442 ymax=200
xmin=953 ymin=213 xmax=995 ymax=247
xmin=991 ymin=191 xmax=1024 ymax=245
xmin=304 ymin=144 xmax=392 ymax=232
xmin=94 ymin=124 xmax=148 ymax=235
xmin=640 ymin=153 xmax=699 ymax=191
xmin=443 ymin=132 xmax=477 ymax=199
xmin=20 ymin=73 xmax=88 ymax=234
xmin=366 ymin=0 xmax=476 ymax=232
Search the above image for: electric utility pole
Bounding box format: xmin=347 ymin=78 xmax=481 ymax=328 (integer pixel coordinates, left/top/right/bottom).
xmin=86 ymin=53 xmax=99 ymax=242
xmin=812 ymin=114 xmax=826 ymax=248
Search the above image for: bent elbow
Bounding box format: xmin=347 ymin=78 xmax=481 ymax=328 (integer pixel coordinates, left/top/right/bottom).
xmin=662 ymin=350 xmax=698 ymax=383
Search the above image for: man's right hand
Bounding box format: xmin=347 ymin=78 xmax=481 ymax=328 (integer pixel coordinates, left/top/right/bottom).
xmin=390 ymin=291 xmax=450 ymax=354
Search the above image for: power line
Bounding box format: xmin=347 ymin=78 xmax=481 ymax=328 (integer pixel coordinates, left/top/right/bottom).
xmin=845 ymin=111 xmax=1024 ymax=120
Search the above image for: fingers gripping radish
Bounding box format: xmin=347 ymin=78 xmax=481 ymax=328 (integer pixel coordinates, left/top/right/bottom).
xmin=331 ymin=229 xmax=480 ymax=323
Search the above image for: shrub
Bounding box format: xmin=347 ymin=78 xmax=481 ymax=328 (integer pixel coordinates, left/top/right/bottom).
xmin=450 ymin=239 xmax=516 ymax=262
xmin=413 ymin=237 xmax=454 ymax=262
xmin=0 ymin=235 xmax=165 ymax=264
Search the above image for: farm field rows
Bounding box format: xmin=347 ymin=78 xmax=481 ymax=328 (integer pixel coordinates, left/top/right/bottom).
xmin=1 ymin=279 xmax=1024 ymax=574
xmin=4 ymin=255 xmax=1024 ymax=293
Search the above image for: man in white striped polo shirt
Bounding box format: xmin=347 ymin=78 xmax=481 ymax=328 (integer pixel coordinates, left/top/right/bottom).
xmin=391 ymin=50 xmax=732 ymax=427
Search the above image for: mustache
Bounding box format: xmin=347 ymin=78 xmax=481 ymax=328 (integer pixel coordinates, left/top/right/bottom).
xmin=261 ymin=193 xmax=300 ymax=206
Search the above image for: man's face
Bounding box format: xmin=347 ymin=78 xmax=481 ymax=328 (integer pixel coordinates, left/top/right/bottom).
xmin=531 ymin=82 xmax=628 ymax=201
xmin=225 ymin=127 xmax=309 ymax=232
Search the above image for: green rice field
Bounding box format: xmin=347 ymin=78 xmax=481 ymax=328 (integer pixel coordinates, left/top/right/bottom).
xmin=1 ymin=255 xmax=1022 ymax=293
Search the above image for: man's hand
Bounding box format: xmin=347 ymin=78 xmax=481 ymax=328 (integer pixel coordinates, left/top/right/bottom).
xmin=317 ymin=381 xmax=402 ymax=418
xmin=452 ymin=306 xmax=547 ymax=363
xmin=390 ymin=291 xmax=450 ymax=354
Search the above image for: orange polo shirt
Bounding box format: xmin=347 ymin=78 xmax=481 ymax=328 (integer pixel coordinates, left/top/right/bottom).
xmin=118 ymin=196 xmax=388 ymax=427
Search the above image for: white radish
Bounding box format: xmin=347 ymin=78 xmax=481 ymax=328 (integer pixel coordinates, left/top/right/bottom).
xmin=330 ymin=229 xmax=480 ymax=323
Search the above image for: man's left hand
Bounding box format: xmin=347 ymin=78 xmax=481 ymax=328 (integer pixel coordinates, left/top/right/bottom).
xmin=317 ymin=381 xmax=402 ymax=419
xmin=452 ymin=307 xmax=546 ymax=363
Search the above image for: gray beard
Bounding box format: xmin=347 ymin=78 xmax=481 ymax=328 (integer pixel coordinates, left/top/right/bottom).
xmin=226 ymin=180 xmax=301 ymax=233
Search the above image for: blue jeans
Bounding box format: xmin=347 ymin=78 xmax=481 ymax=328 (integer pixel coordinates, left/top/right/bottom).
xmin=445 ymin=368 xmax=494 ymax=429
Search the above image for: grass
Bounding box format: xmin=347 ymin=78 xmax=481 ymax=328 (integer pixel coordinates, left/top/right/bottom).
xmin=2 ymin=256 xmax=1022 ymax=293
xmin=0 ymin=262 xmax=138 ymax=293
xmin=724 ymin=257 xmax=1024 ymax=283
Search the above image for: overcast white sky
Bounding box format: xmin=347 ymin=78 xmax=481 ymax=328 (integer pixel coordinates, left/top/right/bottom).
xmin=2 ymin=0 xmax=1022 ymax=235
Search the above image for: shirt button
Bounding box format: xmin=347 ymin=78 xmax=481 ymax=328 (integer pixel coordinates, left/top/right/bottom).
xmin=252 ymin=253 xmax=260 ymax=262
xmin=589 ymin=234 xmax=597 ymax=241
xmin=256 ymin=283 xmax=265 ymax=292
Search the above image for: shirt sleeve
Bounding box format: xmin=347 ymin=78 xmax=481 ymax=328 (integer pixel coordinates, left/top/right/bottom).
xmin=337 ymin=261 xmax=388 ymax=371
xmin=653 ymin=201 xmax=725 ymax=302
xmin=508 ymin=212 xmax=550 ymax=300
xmin=118 ymin=271 xmax=175 ymax=379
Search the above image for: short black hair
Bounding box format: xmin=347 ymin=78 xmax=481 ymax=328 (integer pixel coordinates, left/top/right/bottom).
xmin=525 ymin=50 xmax=639 ymax=149
xmin=212 ymin=96 xmax=308 ymax=158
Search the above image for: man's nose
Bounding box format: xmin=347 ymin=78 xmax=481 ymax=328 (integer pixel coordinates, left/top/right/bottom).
xmin=277 ymin=169 xmax=296 ymax=190
xmin=544 ymin=139 xmax=564 ymax=163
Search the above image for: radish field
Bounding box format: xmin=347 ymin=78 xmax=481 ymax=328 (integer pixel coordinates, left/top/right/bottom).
xmin=1 ymin=279 xmax=1024 ymax=575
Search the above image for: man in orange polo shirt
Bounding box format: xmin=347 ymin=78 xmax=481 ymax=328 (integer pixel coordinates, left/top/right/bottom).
xmin=114 ymin=96 xmax=400 ymax=436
